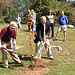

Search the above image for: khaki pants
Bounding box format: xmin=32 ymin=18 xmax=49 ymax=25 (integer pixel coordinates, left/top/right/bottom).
xmin=35 ymin=39 xmax=53 ymax=58
xmin=1 ymin=41 xmax=21 ymax=68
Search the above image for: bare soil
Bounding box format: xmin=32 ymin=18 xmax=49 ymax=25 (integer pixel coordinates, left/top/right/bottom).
xmin=20 ymin=67 xmax=50 ymax=75
xmin=20 ymin=58 xmax=57 ymax=75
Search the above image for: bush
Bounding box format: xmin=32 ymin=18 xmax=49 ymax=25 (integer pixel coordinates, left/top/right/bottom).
xmin=0 ymin=19 xmax=4 ymax=23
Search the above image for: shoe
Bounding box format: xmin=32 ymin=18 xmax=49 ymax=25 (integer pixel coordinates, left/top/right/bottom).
xmin=50 ymin=58 xmax=55 ymax=60
xmin=53 ymin=38 xmax=57 ymax=41
xmin=50 ymin=37 xmax=53 ymax=40
xmin=34 ymin=56 xmax=38 ymax=58
xmin=63 ymin=39 xmax=66 ymax=42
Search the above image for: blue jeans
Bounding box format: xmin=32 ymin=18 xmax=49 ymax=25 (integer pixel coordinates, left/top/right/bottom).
xmin=32 ymin=20 xmax=36 ymax=32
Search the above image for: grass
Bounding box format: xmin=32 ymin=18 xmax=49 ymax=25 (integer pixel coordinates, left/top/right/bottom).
xmin=0 ymin=23 xmax=75 ymax=75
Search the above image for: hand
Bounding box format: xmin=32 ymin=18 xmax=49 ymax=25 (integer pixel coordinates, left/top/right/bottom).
xmin=41 ymin=41 xmax=44 ymax=46
xmin=13 ymin=50 xmax=16 ymax=54
xmin=0 ymin=47 xmax=7 ymax=50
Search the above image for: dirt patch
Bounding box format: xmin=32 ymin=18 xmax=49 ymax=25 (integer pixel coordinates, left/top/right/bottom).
xmin=33 ymin=58 xmax=57 ymax=66
xmin=20 ymin=67 xmax=50 ymax=75
xmin=20 ymin=58 xmax=57 ymax=75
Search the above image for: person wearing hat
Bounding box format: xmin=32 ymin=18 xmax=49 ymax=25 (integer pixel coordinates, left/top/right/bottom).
xmin=0 ymin=21 xmax=23 ymax=69
xmin=47 ymin=10 xmax=54 ymax=39
xmin=31 ymin=9 xmax=36 ymax=33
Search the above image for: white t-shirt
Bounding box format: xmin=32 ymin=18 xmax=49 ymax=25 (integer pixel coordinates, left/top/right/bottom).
xmin=15 ymin=17 xmax=21 ymax=24
xmin=47 ymin=15 xmax=54 ymax=23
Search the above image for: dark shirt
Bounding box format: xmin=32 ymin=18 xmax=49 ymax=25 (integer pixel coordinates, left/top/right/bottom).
xmin=0 ymin=27 xmax=16 ymax=42
xmin=34 ymin=21 xmax=50 ymax=43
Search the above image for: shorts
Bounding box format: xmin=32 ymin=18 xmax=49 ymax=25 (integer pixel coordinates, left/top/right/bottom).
xmin=58 ymin=25 xmax=67 ymax=32
xmin=17 ymin=23 xmax=21 ymax=28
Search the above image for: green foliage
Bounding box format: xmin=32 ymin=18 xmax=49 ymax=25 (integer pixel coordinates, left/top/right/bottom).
xmin=0 ymin=0 xmax=75 ymax=26
xmin=4 ymin=7 xmax=17 ymax=23
xmin=0 ymin=19 xmax=4 ymax=23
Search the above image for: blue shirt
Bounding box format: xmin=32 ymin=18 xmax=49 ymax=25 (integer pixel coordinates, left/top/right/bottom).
xmin=58 ymin=15 xmax=68 ymax=25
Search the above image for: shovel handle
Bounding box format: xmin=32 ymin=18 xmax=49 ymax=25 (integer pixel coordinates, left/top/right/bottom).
xmin=0 ymin=47 xmax=7 ymax=50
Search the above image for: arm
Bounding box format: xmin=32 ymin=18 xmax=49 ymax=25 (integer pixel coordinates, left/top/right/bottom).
xmin=58 ymin=17 xmax=60 ymax=25
xmin=36 ymin=24 xmax=43 ymax=41
xmin=65 ymin=16 xmax=68 ymax=25
xmin=53 ymin=15 xmax=55 ymax=22
xmin=19 ymin=17 xmax=21 ymax=23
xmin=12 ymin=39 xmax=16 ymax=52
xmin=0 ymin=39 xmax=2 ymax=47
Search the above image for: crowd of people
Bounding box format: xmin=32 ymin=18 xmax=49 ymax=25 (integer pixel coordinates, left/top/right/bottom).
xmin=0 ymin=9 xmax=68 ymax=69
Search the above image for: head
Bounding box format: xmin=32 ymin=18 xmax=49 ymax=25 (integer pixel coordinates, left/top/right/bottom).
xmin=17 ymin=13 xmax=20 ymax=17
xmin=41 ymin=16 xmax=46 ymax=25
xmin=9 ymin=21 xmax=17 ymax=32
xmin=61 ymin=10 xmax=64 ymax=16
xmin=31 ymin=9 xmax=34 ymax=14
xmin=49 ymin=10 xmax=52 ymax=15
xmin=28 ymin=10 xmax=31 ymax=14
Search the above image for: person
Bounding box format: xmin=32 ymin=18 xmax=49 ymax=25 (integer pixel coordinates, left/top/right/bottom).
xmin=54 ymin=10 xmax=68 ymax=42
xmin=26 ymin=10 xmax=33 ymax=31
xmin=15 ymin=13 xmax=21 ymax=32
xmin=34 ymin=16 xmax=54 ymax=60
xmin=0 ymin=21 xmax=23 ymax=69
xmin=31 ymin=9 xmax=36 ymax=33
xmin=47 ymin=10 xmax=54 ymax=39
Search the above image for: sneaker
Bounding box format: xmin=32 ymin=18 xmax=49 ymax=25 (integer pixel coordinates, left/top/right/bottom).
xmin=53 ymin=38 xmax=57 ymax=41
xmin=50 ymin=58 xmax=55 ymax=60
xmin=50 ymin=37 xmax=53 ymax=40
xmin=34 ymin=56 xmax=38 ymax=58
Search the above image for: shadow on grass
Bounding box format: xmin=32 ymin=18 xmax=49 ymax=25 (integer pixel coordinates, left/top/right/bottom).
xmin=18 ymin=55 xmax=32 ymax=61
xmin=0 ymin=62 xmax=3 ymax=68
xmin=21 ymin=29 xmax=29 ymax=32
xmin=42 ymin=57 xmax=50 ymax=59
xmin=53 ymin=39 xmax=63 ymax=42
xmin=0 ymin=61 xmax=24 ymax=69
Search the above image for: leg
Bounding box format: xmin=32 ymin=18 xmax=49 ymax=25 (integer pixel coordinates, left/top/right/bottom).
xmin=55 ymin=26 xmax=61 ymax=39
xmin=1 ymin=50 xmax=8 ymax=68
xmin=32 ymin=20 xmax=35 ymax=32
xmin=63 ymin=31 xmax=66 ymax=40
xmin=55 ymin=31 xmax=60 ymax=39
xmin=51 ymin=23 xmax=54 ymax=38
xmin=63 ymin=25 xmax=67 ymax=41
xmin=35 ymin=41 xmax=43 ymax=58
xmin=45 ymin=39 xmax=53 ymax=59
xmin=1 ymin=42 xmax=8 ymax=68
xmin=7 ymin=42 xmax=22 ymax=64
xmin=9 ymin=51 xmax=21 ymax=64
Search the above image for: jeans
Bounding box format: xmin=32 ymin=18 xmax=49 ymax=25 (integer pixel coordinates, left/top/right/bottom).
xmin=32 ymin=20 xmax=36 ymax=32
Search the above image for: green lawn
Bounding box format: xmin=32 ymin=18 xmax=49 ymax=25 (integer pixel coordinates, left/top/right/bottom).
xmin=0 ymin=23 xmax=75 ymax=75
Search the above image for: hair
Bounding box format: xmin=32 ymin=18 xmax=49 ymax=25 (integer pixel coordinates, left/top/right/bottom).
xmin=61 ymin=10 xmax=64 ymax=13
xmin=10 ymin=21 xmax=17 ymax=27
xmin=47 ymin=10 xmax=53 ymax=15
xmin=41 ymin=16 xmax=46 ymax=21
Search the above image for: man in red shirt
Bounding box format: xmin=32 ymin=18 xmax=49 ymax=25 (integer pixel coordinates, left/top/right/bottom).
xmin=0 ymin=21 xmax=23 ymax=69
